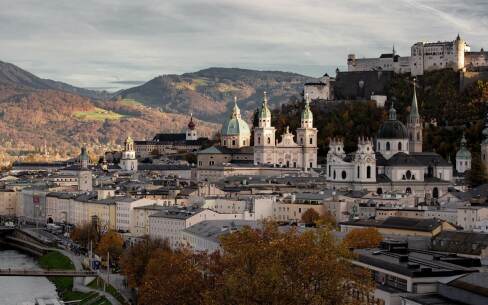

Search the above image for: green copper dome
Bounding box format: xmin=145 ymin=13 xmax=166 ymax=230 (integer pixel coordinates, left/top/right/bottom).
xmin=301 ymin=95 xmax=313 ymax=121
xmin=221 ymin=97 xmax=251 ymax=136
xmin=456 ymin=134 xmax=471 ymax=159
xmin=259 ymin=92 xmax=271 ymax=119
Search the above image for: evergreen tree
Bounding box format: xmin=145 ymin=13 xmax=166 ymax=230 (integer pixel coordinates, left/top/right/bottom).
xmin=466 ymin=153 xmax=488 ymax=187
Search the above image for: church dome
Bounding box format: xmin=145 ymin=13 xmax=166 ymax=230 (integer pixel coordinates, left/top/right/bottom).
xmin=377 ymin=103 xmax=408 ymax=139
xmin=221 ymin=97 xmax=250 ymax=136
xmin=456 ymin=134 xmax=471 ymax=159
xmin=221 ymin=117 xmax=250 ymax=136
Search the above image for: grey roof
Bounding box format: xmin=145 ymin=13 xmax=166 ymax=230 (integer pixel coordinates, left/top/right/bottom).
xmin=387 ymin=152 xmax=424 ymax=167
xmin=149 ymin=206 xmax=204 ymax=220
xmin=183 ymin=220 xmax=259 ymax=243
xmin=377 ymin=118 xmax=408 ymax=139
xmin=410 ymin=152 xmax=451 ymax=167
xmin=341 ymin=217 xmax=446 ymax=232
xmin=134 ymin=204 xmax=167 ymax=211
xmin=355 ymin=246 xmax=477 ymax=278
xmin=137 ymin=164 xmax=191 ymax=171
xmin=402 ymin=293 xmax=466 ymax=305
xmin=432 ymin=231 xmax=488 ymax=255
xmin=449 ymin=273 xmax=488 ymax=297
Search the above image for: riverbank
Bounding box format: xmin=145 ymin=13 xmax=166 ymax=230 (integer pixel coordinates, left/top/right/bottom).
xmin=38 ymin=251 xmax=112 ymax=305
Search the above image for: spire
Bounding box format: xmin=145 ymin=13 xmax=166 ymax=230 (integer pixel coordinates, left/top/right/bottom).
xmin=456 ymin=33 xmax=461 ymax=41
xmin=409 ymin=78 xmax=420 ymax=120
xmin=301 ymin=93 xmax=313 ymax=123
xmin=231 ymin=96 xmax=241 ymax=119
xmin=461 ymin=132 xmax=467 ymax=148
xmin=388 ymin=101 xmax=397 ymax=120
xmin=259 ymin=91 xmax=271 ymax=119
xmin=392 ymin=44 xmax=396 ymax=56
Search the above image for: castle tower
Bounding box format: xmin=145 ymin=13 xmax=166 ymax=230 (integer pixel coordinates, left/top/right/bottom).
xmin=120 ymin=135 xmax=138 ymax=172
xmin=186 ymin=113 xmax=198 ymax=141
xmin=407 ymin=79 xmax=423 ymax=153
xmin=296 ymin=94 xmax=318 ymax=169
xmin=456 ymin=132 xmax=471 ymax=174
xmin=253 ymin=92 xmax=276 ymax=165
xmin=221 ymin=97 xmax=251 ymax=148
xmin=481 ymin=114 xmax=488 ymax=172
xmin=354 ymin=137 xmax=376 ymax=182
xmin=455 ymin=34 xmax=466 ymax=71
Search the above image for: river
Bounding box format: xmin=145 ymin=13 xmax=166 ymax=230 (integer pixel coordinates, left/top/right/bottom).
xmin=0 ymin=250 xmax=59 ymax=305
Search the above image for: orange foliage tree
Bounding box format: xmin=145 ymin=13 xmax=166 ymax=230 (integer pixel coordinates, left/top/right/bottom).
xmin=70 ymin=222 xmax=100 ymax=249
xmin=343 ymin=227 xmax=383 ymax=249
xmin=120 ymin=237 xmax=170 ymax=288
xmin=95 ymin=230 xmax=124 ymax=262
xmin=301 ymin=208 xmax=320 ymax=226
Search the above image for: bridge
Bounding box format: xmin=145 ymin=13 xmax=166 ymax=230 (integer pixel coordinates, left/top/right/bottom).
xmin=0 ymin=269 xmax=97 ymax=277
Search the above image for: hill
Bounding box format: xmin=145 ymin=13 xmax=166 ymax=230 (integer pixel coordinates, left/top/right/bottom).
xmin=114 ymin=67 xmax=315 ymax=122
xmin=0 ymin=61 xmax=220 ymax=164
xmin=0 ymin=60 xmax=110 ymax=99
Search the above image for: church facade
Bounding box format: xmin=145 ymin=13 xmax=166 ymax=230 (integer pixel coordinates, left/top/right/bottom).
xmin=325 ymin=82 xmax=452 ymax=200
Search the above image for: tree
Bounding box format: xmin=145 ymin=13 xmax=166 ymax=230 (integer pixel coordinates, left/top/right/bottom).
xmin=466 ymin=153 xmax=488 ymax=187
xmin=95 ymin=230 xmax=124 ymax=263
xmin=138 ymin=248 xmax=208 ymax=305
xmin=209 ymin=222 xmax=373 ymax=305
xmin=120 ymin=237 xmax=170 ymax=288
xmin=70 ymin=222 xmax=100 ymax=249
xmin=343 ymin=227 xmax=383 ymax=249
xmin=301 ymin=208 xmax=320 ymax=226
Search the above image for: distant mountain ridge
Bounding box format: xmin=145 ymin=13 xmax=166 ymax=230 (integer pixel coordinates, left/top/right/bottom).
xmin=115 ymin=67 xmax=315 ymax=122
xmin=0 ymin=60 xmax=110 ymax=99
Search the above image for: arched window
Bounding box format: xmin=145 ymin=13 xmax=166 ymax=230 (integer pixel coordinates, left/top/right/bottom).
xmin=398 ymin=142 xmax=402 ymax=151
xmin=367 ymin=166 xmax=371 ymax=179
xmin=377 ymin=188 xmax=383 ymax=195
xmin=341 ymin=171 xmax=347 ymax=180
xmin=406 ymin=170 xmax=412 ymax=180
xmin=267 ymin=137 xmax=271 ymax=144
xmin=406 ymin=187 xmax=412 ymax=194
xmin=357 ymin=166 xmax=360 ymax=178
xmin=300 ymin=138 xmax=303 ymax=144
xmin=309 ymin=137 xmax=313 ymax=144
xmin=243 ymin=140 xmax=246 ymax=146
xmin=232 ymin=140 xmax=236 ymax=146
xmin=333 ymin=170 xmax=336 ymax=179
xmin=433 ymin=187 xmax=439 ymax=199
xmin=328 ymin=165 xmax=331 ymax=176
xmin=386 ymin=142 xmax=391 ymax=151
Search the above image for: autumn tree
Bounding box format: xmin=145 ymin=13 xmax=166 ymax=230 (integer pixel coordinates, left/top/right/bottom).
xmin=301 ymin=208 xmax=320 ymax=226
xmin=138 ymin=248 xmax=208 ymax=305
xmin=343 ymin=227 xmax=383 ymax=249
xmin=120 ymin=237 xmax=170 ymax=288
xmin=95 ymin=230 xmax=124 ymax=262
xmin=209 ymin=222 xmax=373 ymax=305
xmin=70 ymin=222 xmax=100 ymax=249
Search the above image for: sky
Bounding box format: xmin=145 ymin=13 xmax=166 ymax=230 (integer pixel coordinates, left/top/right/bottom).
xmin=1 ymin=0 xmax=487 ymax=91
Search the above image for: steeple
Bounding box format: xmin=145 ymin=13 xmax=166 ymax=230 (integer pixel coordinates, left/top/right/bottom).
xmin=388 ymin=102 xmax=397 ymax=121
xmin=231 ymin=96 xmax=241 ymax=119
xmin=392 ymin=44 xmax=396 ymax=56
xmin=301 ymin=94 xmax=313 ymax=128
xmin=408 ymin=78 xmax=420 ymax=123
xmin=188 ymin=113 xmax=195 ymax=130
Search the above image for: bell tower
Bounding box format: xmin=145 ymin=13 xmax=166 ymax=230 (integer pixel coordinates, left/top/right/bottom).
xmin=407 ymin=78 xmax=423 ymax=153
xmin=296 ymin=94 xmax=317 ymax=169
xmin=253 ymin=92 xmax=276 ymax=165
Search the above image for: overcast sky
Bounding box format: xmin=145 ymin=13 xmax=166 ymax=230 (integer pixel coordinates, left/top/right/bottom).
xmin=1 ymin=0 xmax=487 ymax=91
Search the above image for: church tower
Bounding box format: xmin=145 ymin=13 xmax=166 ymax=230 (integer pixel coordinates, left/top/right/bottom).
xmin=186 ymin=114 xmax=198 ymax=141
xmin=407 ymin=79 xmax=423 ymax=153
xmin=253 ymin=92 xmax=276 ymax=165
xmin=78 ymin=144 xmax=92 ymax=192
xmin=354 ymin=137 xmax=376 ymax=182
xmin=296 ymin=94 xmax=318 ymax=169
xmin=120 ymin=136 xmax=138 ymax=172
xmin=221 ymin=97 xmax=251 ymax=148
xmin=481 ymin=114 xmax=488 ymax=172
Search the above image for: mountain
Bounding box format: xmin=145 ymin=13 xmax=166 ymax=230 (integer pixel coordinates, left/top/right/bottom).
xmin=0 ymin=61 xmax=219 ymax=164
xmin=0 ymin=61 xmax=110 ymax=99
xmin=114 ymin=67 xmax=316 ymax=122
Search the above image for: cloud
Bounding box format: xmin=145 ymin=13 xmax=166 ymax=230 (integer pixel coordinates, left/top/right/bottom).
xmin=0 ymin=0 xmax=486 ymax=91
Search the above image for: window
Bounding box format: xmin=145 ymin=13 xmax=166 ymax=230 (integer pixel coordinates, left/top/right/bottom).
xmin=406 ymin=170 xmax=412 ymax=180
xmin=398 ymin=142 xmax=402 ymax=151
xmin=243 ymin=140 xmax=246 ymax=146
xmin=328 ymin=165 xmax=331 ymax=176
xmin=357 ymin=166 xmax=360 ymax=178
xmin=267 ymin=137 xmax=271 ymax=144
xmin=386 ymin=142 xmax=391 ymax=151
xmin=333 ymin=170 xmax=336 ymax=179
xmin=341 ymin=171 xmax=347 ymax=179
xmin=417 ymin=132 xmax=421 ymax=141
xmin=223 ymin=140 xmax=227 ymax=146
xmin=367 ymin=166 xmax=371 ymax=179
xmin=300 ymin=138 xmax=303 ymax=144
xmin=258 ymin=137 xmax=261 ymax=144
xmin=232 ymin=140 xmax=236 ymax=146
xmin=309 ymin=137 xmax=313 ymax=144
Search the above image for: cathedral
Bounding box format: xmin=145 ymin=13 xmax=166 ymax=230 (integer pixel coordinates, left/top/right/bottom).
xmin=326 ymin=81 xmax=452 ymax=199
xmin=253 ymin=93 xmax=317 ymax=170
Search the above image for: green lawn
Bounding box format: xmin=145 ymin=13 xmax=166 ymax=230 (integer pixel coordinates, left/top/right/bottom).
xmin=74 ymin=107 xmax=126 ymax=121
xmin=119 ymin=98 xmax=143 ymax=106
xmin=88 ymin=278 xmax=129 ymax=305
xmin=38 ymin=251 xmax=112 ymax=304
